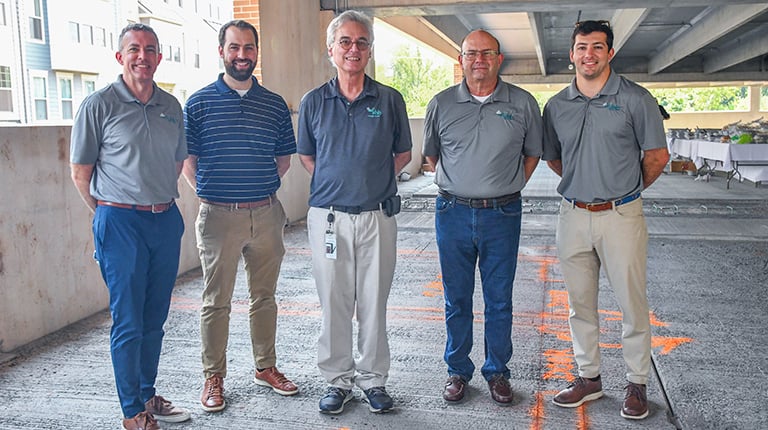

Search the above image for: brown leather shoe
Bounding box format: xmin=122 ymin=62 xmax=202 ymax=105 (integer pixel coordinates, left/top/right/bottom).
xmin=254 ymin=366 xmax=299 ymax=396
xmin=122 ymin=411 xmax=160 ymax=430
xmin=201 ymin=374 xmax=226 ymax=413
xmin=553 ymin=376 xmax=603 ymax=407
xmin=487 ymin=374 xmax=513 ymax=405
xmin=442 ymin=375 xmax=467 ymax=402
xmin=621 ymin=382 xmax=649 ymax=420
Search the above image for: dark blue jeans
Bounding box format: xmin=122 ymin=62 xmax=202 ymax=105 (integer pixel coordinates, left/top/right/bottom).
xmin=93 ymin=205 xmax=184 ymax=418
xmin=435 ymin=195 xmax=522 ymax=381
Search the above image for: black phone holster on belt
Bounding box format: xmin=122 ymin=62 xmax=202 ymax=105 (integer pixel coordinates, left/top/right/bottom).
xmin=382 ymin=195 xmax=401 ymax=217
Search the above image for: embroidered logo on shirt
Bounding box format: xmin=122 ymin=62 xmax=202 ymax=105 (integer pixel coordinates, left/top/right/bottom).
xmin=366 ymin=107 xmax=382 ymax=118
xmin=601 ymin=102 xmax=622 ymax=111
xmin=495 ymin=110 xmax=513 ymax=121
xmin=159 ymin=112 xmax=178 ymax=124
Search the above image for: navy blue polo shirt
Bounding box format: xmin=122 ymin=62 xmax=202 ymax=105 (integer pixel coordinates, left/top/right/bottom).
xmin=184 ymin=74 xmax=296 ymax=202
xmin=297 ymin=75 xmax=412 ymax=209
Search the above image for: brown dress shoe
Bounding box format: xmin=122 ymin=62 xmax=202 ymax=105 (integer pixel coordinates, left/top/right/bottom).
xmin=201 ymin=374 xmax=226 ymax=413
xmin=621 ymin=382 xmax=649 ymax=420
xmin=254 ymin=366 xmax=299 ymax=396
xmin=122 ymin=411 xmax=160 ymax=430
xmin=487 ymin=374 xmax=513 ymax=405
xmin=553 ymin=376 xmax=603 ymax=408
xmin=443 ymin=375 xmax=467 ymax=402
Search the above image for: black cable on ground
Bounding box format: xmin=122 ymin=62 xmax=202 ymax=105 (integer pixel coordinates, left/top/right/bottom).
xmin=651 ymin=352 xmax=683 ymax=429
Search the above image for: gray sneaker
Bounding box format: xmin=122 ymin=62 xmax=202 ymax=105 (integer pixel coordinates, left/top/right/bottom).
xmin=552 ymin=376 xmax=603 ymax=408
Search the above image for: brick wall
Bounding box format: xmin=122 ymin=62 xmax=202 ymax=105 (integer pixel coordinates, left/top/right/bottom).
xmin=233 ymin=0 xmax=262 ymax=82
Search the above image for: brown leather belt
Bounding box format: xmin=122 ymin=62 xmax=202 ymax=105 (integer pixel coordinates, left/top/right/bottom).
xmin=565 ymin=192 xmax=641 ymax=212
xmin=97 ymin=200 xmax=175 ymax=213
xmin=201 ymin=195 xmax=274 ymax=210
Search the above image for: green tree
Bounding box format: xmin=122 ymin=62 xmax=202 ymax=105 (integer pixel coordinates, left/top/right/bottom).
xmin=376 ymin=45 xmax=452 ymax=117
xmin=649 ymin=87 xmax=749 ymax=112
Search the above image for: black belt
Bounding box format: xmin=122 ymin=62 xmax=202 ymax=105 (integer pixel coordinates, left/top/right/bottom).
xmin=321 ymin=203 xmax=382 ymax=214
xmin=438 ymin=190 xmax=520 ymax=209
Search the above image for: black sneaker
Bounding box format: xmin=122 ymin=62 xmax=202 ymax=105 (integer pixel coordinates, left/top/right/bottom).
xmin=363 ymin=386 xmax=394 ymax=413
xmin=318 ymin=386 xmax=353 ymax=414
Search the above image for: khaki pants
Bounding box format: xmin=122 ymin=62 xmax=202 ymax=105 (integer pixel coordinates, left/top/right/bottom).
xmin=556 ymin=198 xmax=651 ymax=385
xmin=197 ymin=200 xmax=287 ymax=379
xmin=307 ymin=207 xmax=396 ymax=390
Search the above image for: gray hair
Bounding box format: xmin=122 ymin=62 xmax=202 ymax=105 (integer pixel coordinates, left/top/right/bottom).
xmin=326 ymin=10 xmax=374 ymax=48
xmin=118 ymin=23 xmax=159 ymax=52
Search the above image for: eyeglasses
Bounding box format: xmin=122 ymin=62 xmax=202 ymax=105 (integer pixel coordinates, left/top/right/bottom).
xmin=337 ymin=39 xmax=371 ymax=51
xmin=461 ymin=49 xmax=499 ymax=60
xmin=574 ymin=20 xmax=611 ymax=29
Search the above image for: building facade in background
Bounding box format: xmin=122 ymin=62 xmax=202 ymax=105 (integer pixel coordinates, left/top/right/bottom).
xmin=0 ymin=0 xmax=233 ymax=124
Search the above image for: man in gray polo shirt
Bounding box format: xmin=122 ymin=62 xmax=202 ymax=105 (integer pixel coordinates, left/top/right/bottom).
xmin=70 ymin=23 xmax=190 ymax=430
xmin=423 ymin=29 xmax=542 ymax=406
xmin=542 ymin=20 xmax=669 ymax=420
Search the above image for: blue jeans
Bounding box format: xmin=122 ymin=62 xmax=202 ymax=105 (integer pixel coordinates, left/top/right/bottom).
xmin=435 ymin=195 xmax=522 ymax=381
xmin=93 ymin=205 xmax=184 ymax=418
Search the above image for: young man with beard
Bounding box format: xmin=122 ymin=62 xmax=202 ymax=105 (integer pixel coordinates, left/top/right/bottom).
xmin=183 ymin=19 xmax=298 ymax=413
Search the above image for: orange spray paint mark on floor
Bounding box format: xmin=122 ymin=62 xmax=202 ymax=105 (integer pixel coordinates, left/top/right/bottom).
xmin=423 ymin=273 xmax=443 ymax=297
xmin=528 ymin=391 xmax=546 ymax=430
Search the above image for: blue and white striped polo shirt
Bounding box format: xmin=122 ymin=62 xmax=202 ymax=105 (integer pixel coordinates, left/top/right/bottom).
xmin=184 ymin=74 xmax=296 ymax=202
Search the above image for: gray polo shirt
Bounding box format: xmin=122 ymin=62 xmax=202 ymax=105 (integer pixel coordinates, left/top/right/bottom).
xmin=297 ymin=75 xmax=412 ymax=209
xmin=423 ymin=78 xmax=543 ymax=198
xmin=70 ymin=75 xmax=187 ymax=205
xmin=542 ymin=71 xmax=666 ymax=202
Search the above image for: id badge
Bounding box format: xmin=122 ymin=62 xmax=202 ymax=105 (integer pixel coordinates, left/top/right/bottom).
xmin=325 ymin=230 xmax=337 ymax=260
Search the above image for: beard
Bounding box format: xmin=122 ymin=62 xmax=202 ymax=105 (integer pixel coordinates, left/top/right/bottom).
xmin=224 ymin=60 xmax=256 ymax=82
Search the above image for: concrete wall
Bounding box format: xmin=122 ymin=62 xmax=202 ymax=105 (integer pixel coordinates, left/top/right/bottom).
xmin=0 ymin=126 xmax=199 ymax=352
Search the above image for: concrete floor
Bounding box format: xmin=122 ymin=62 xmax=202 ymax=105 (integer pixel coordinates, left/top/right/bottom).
xmin=1 ymin=165 xmax=767 ymax=429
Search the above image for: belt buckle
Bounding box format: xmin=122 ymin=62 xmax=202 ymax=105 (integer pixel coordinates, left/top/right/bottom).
xmin=151 ymin=203 xmax=163 ymax=213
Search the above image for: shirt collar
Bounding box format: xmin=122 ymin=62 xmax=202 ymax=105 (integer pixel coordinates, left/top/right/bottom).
xmin=322 ymin=74 xmax=379 ymax=101
xmin=214 ymin=73 xmax=263 ymax=97
xmin=455 ymin=78 xmax=507 ymax=103
xmin=566 ymin=69 xmax=620 ymax=100
xmin=113 ymin=75 xmax=161 ymax=105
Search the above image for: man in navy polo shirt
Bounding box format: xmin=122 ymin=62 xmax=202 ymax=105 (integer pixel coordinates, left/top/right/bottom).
xmin=183 ymin=20 xmax=298 ymax=414
xmin=70 ymin=23 xmax=190 ymax=430
xmin=542 ymin=20 xmax=669 ymax=420
xmin=297 ymin=10 xmax=412 ymax=415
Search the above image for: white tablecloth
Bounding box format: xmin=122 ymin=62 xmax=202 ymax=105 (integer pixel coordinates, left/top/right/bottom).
xmin=667 ymin=138 xmax=768 ymax=183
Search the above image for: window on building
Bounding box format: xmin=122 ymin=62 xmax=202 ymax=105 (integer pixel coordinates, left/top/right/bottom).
xmin=94 ymin=27 xmax=106 ymax=47
xmin=0 ymin=66 xmax=12 ymax=112
xmin=32 ymin=76 xmax=47 ymax=120
xmin=69 ymin=22 xmax=79 ymax=42
xmin=173 ymin=46 xmax=181 ymax=62
xmin=81 ymin=24 xmax=93 ymax=45
xmin=58 ymin=76 xmax=73 ymax=120
xmin=761 ymin=87 xmax=768 ymax=112
xmin=1 ymin=2 xmax=7 ymax=26
xmin=29 ymin=0 xmax=44 ymax=41
xmin=194 ymin=39 xmax=200 ymax=68
xmin=83 ymin=78 xmax=96 ymax=96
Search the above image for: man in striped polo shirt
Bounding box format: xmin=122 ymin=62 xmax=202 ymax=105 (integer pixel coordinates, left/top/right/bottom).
xmin=182 ymin=20 xmax=298 ymax=414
